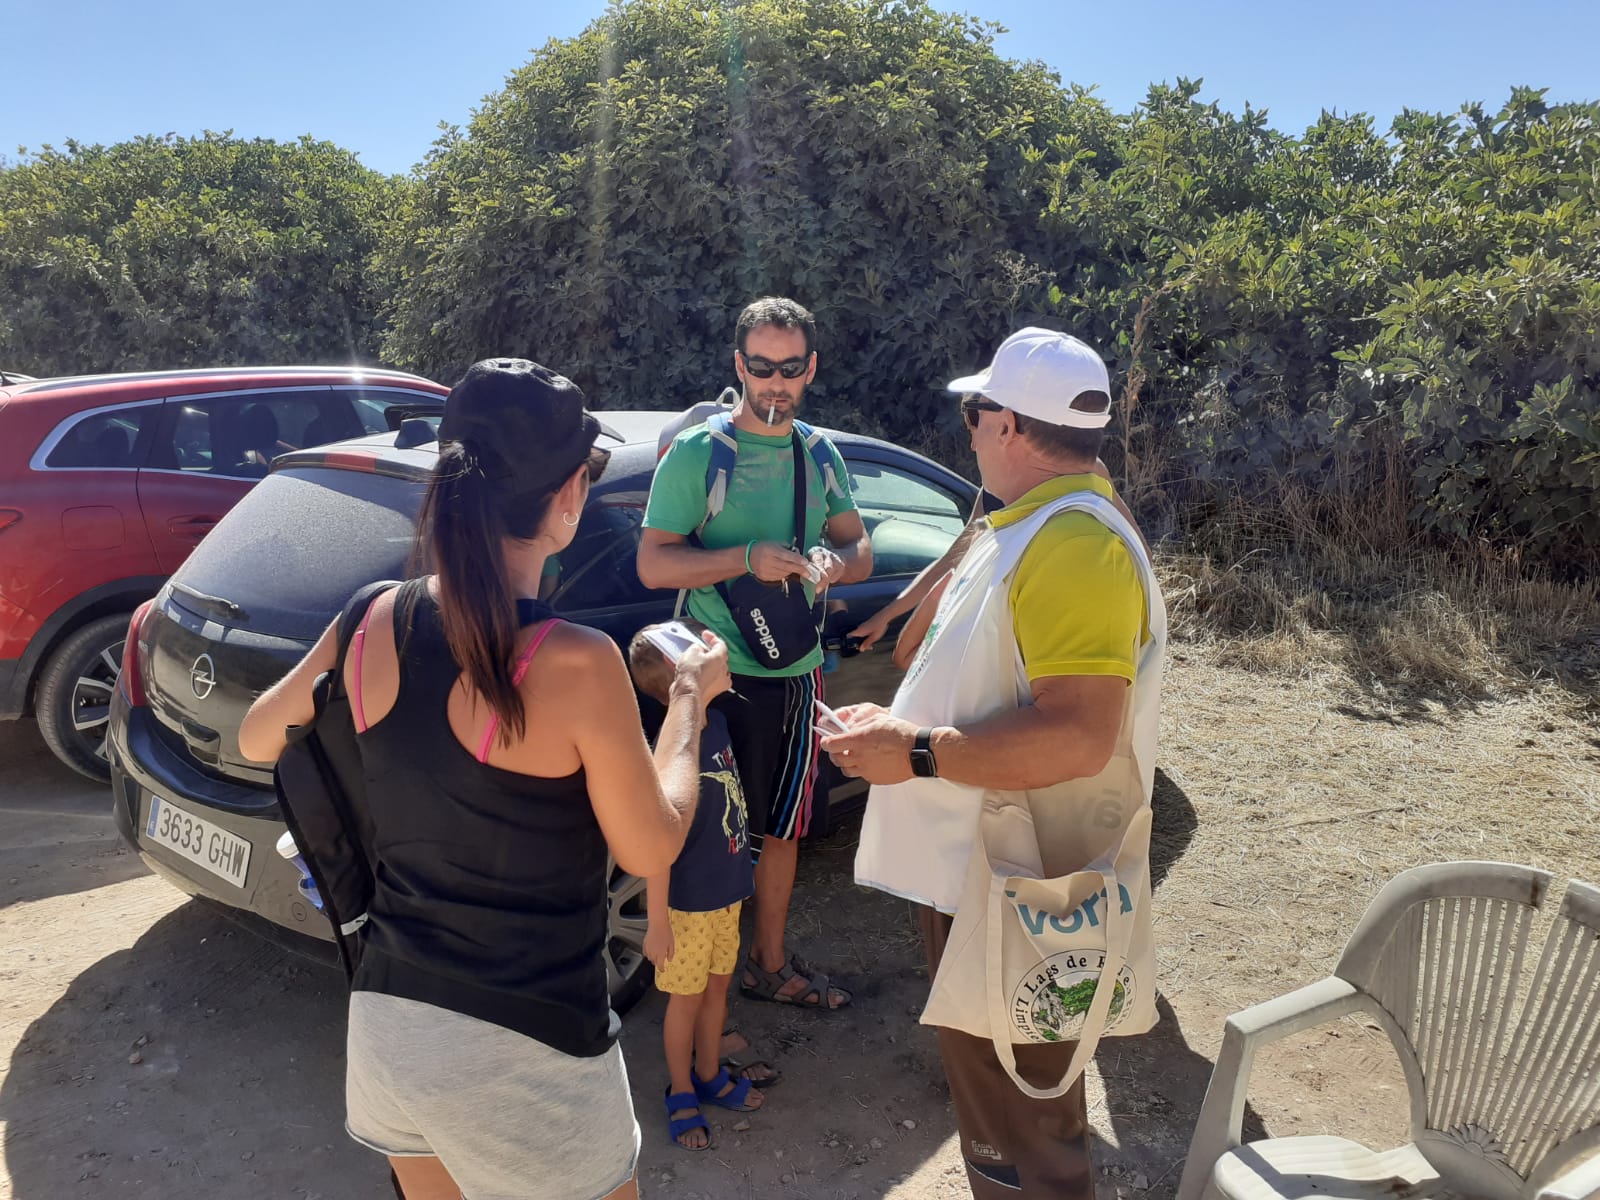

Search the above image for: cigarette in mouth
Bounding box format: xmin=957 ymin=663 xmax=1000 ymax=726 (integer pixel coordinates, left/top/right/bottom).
xmin=766 ymin=403 xmax=776 ymax=426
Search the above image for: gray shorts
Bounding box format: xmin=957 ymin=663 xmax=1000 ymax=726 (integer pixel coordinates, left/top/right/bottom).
xmin=346 ymin=991 xmax=639 ymax=1200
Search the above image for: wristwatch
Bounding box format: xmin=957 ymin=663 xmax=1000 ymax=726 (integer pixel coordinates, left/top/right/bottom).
xmin=910 ymin=727 xmax=939 ymax=778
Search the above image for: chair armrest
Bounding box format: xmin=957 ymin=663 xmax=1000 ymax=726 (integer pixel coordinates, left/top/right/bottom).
xmin=1226 ymin=976 xmax=1366 ymax=1040
xmin=1537 ymin=1154 xmax=1600 ymax=1200
xmin=1176 ymin=977 xmax=1366 ymax=1200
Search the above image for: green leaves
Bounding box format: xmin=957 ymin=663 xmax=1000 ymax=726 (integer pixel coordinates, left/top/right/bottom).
xmin=1 ymin=0 xmax=1593 ymax=569
xmin=379 ymin=0 xmax=1085 ymax=442
xmin=0 ymin=133 xmax=392 ymax=374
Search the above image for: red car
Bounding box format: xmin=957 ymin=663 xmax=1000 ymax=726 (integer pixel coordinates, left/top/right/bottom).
xmin=0 ymin=366 xmax=447 ymax=779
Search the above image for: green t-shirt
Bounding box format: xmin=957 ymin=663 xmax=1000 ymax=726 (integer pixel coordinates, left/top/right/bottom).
xmin=643 ymin=424 xmax=857 ymax=677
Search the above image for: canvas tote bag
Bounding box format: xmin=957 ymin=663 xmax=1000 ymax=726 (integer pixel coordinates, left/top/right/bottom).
xmin=920 ymin=503 xmax=1163 ymax=1100
xmin=920 ymin=702 xmax=1157 ymax=1098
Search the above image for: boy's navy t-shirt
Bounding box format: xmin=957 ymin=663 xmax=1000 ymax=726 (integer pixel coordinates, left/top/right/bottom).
xmin=669 ymin=709 xmax=755 ymax=913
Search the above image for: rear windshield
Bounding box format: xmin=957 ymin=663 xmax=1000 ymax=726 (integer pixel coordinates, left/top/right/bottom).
xmin=171 ymin=467 xmax=425 ymax=641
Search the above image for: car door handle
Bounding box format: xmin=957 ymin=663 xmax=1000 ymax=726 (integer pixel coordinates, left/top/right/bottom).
xmin=167 ymin=516 xmax=219 ymax=539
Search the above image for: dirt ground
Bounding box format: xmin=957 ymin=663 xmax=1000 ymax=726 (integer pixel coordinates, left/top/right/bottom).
xmin=3 ymin=644 xmax=1597 ymax=1200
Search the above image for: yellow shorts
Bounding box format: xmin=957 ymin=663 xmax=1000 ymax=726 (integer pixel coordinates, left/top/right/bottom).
xmin=655 ymin=902 xmax=743 ymax=995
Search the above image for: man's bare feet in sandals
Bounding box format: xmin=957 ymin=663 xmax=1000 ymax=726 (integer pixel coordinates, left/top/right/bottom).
xmin=741 ymin=953 xmax=852 ymax=1010
xmin=719 ymin=1027 xmax=750 ymax=1059
xmin=718 ymin=1026 xmax=784 ymax=1086
xmin=724 ymin=1057 xmax=783 ymax=1086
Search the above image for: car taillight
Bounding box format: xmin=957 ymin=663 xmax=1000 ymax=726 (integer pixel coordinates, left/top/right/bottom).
xmin=119 ymin=600 xmax=154 ymax=707
xmin=0 ymin=509 xmax=20 ymax=533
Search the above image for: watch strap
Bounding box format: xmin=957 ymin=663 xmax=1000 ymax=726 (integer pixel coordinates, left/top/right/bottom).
xmin=911 ymin=727 xmax=939 ymax=778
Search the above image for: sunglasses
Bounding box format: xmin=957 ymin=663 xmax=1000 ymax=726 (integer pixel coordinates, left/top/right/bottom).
xmin=960 ymin=395 xmax=1005 ymax=429
xmin=740 ymin=352 xmax=811 ymax=380
xmin=583 ymin=444 xmax=612 ymax=483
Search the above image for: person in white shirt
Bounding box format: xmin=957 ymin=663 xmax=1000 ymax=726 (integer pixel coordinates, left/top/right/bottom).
xmin=822 ymin=328 xmax=1164 ymax=1199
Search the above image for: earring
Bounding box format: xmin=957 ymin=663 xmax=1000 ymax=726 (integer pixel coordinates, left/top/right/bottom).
xmin=562 ymin=512 xmax=579 ymax=527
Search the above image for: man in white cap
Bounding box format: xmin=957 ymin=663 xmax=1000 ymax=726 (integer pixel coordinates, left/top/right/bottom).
xmin=821 ymin=328 xmax=1162 ymax=1198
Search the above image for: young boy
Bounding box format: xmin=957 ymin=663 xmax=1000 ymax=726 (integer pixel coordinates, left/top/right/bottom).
xmin=630 ymin=623 xmax=766 ymax=1152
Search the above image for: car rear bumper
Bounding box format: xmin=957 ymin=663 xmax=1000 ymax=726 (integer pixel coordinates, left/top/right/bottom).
xmin=109 ymin=691 xmax=337 ymax=957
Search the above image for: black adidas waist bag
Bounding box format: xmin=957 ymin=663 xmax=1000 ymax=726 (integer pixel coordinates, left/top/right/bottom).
xmin=701 ymin=435 xmax=819 ymax=669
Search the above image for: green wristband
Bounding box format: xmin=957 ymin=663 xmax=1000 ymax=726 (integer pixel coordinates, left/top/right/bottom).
xmin=744 ymin=540 xmax=756 ymax=574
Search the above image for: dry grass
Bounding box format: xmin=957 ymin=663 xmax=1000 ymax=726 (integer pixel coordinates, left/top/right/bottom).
xmin=1105 ymin=455 xmax=1600 ymax=1182
xmin=1155 ymin=483 xmax=1600 ymax=720
xmin=1144 ymin=470 xmax=1600 ymax=1011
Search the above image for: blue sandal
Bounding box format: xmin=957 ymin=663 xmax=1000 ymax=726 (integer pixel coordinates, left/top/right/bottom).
xmin=665 ymin=1088 xmax=711 ymax=1151
xmin=693 ymin=1065 xmax=763 ymax=1112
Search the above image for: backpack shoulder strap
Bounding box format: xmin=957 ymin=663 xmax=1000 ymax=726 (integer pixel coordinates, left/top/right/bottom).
xmin=674 ymin=415 xmax=739 ymax=620
xmin=701 ymin=411 xmax=740 ymax=527
xmin=793 ymin=420 xmax=845 ymax=504
xmin=335 ymin=580 xmax=402 ymax=660
xmin=332 ymin=579 xmax=402 ymax=701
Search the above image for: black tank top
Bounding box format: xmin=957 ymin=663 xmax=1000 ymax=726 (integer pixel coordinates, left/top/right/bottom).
xmin=351 ymin=579 xmax=615 ymax=1057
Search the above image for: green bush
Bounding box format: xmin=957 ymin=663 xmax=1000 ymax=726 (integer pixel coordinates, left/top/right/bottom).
xmin=1096 ymin=87 xmax=1600 ymax=564
xmin=383 ymin=2 xmax=1596 ymax=568
xmin=4 ymin=2 xmax=1593 ymax=571
xmin=0 ymin=133 xmax=397 ymax=375
xmin=378 ymin=0 xmax=1096 ymax=442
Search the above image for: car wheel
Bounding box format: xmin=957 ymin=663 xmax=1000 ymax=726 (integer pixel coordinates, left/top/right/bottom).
xmin=605 ymin=860 xmax=654 ymax=1014
xmin=35 ymin=613 xmax=132 ymax=783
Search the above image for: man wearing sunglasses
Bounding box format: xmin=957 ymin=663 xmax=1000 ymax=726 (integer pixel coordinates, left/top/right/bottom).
xmin=639 ymin=296 xmax=872 ymax=1015
xmin=822 ymin=328 xmax=1164 ymax=1199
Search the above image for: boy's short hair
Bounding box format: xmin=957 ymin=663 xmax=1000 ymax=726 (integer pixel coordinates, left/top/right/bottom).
xmin=627 ymin=619 xmax=711 ymax=705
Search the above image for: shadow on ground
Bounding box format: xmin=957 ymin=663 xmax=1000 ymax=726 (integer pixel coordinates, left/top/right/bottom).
xmin=2 ymin=732 xmax=1220 ymax=1199
xmin=1092 ymin=766 xmax=1257 ymax=1198
xmin=1326 ymin=611 xmax=1599 ymax=727
xmin=0 ymin=899 xmax=384 ymax=1200
xmin=0 ymin=722 xmax=150 ymax=908
xmin=1150 ymin=767 xmax=1198 ymax=892
xmin=1095 ymin=993 xmax=1268 ymax=1198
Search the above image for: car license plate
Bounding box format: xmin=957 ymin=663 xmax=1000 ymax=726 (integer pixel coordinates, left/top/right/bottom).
xmin=144 ymin=795 xmax=251 ymax=888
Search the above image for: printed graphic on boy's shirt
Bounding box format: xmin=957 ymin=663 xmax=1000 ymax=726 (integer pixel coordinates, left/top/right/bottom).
xmin=705 ymin=741 xmax=748 ymax=856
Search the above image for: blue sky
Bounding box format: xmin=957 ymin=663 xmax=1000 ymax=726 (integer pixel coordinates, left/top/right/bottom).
xmin=6 ymin=0 xmax=1598 ymax=176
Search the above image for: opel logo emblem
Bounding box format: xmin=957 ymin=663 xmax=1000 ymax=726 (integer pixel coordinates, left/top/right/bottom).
xmin=190 ymin=654 xmax=217 ymax=700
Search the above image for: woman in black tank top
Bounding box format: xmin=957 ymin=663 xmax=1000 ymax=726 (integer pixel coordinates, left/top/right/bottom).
xmin=242 ymin=360 xmax=730 ymax=1200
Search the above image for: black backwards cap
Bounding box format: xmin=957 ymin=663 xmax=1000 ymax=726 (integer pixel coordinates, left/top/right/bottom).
xmin=438 ymin=358 xmax=600 ymax=493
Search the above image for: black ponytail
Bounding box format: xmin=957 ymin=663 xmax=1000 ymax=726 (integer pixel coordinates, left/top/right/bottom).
xmin=411 ymin=440 xmax=558 ymax=747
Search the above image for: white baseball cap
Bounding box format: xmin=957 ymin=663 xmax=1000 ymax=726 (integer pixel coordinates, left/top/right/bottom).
xmin=946 ymin=327 xmax=1112 ymax=429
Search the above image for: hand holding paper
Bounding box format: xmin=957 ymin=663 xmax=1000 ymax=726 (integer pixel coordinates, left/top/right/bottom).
xmin=820 ymin=703 xmax=918 ymax=785
xmin=814 ymin=698 xmax=850 ymax=737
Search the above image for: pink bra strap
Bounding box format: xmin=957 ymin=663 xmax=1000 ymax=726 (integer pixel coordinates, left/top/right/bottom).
xmin=476 ymin=619 xmax=561 ymax=762
xmin=349 ymin=600 xmax=380 ymax=733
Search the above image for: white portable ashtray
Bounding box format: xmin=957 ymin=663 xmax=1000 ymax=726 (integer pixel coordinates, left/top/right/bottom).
xmin=642 ymin=621 xmax=703 ymax=664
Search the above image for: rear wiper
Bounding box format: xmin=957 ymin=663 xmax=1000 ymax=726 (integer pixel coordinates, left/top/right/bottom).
xmin=170 ymin=581 xmax=248 ymax=622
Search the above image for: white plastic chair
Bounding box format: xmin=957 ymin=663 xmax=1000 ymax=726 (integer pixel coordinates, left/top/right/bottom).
xmin=1178 ymin=862 xmax=1600 ymax=1200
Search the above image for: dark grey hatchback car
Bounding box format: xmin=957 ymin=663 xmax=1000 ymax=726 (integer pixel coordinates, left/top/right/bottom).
xmin=107 ymin=410 xmax=976 ymax=1011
